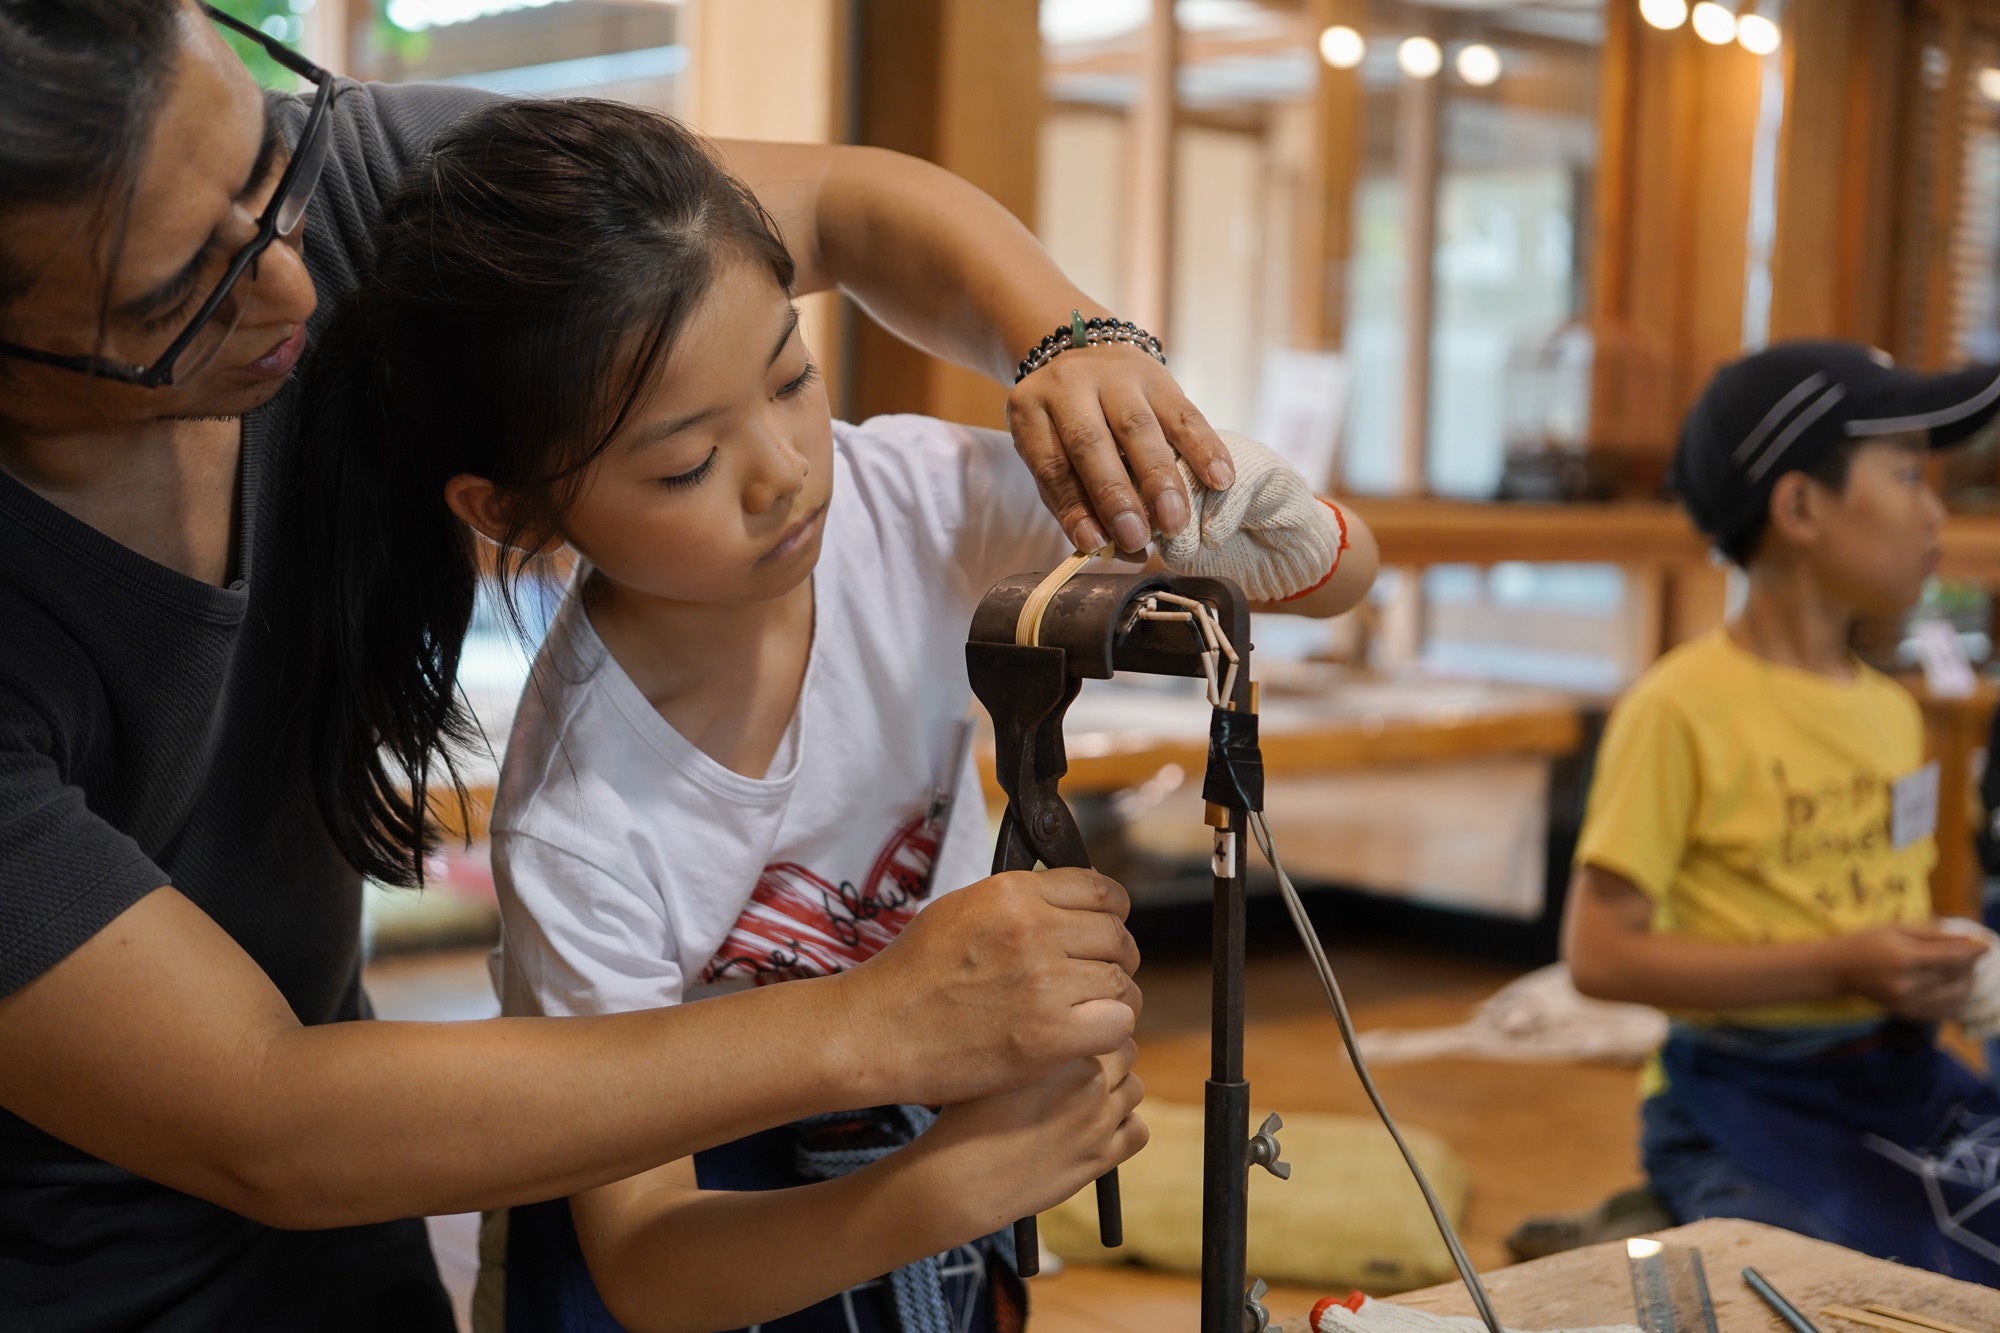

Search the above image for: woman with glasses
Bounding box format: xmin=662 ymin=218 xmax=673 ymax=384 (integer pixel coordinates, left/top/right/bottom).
xmin=0 ymin=2 xmax=1215 ymax=1328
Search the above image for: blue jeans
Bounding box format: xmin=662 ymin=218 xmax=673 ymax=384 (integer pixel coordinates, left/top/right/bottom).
xmin=1640 ymin=1091 xmax=1852 ymax=1243
xmin=1642 ymin=1021 xmax=2000 ymax=1283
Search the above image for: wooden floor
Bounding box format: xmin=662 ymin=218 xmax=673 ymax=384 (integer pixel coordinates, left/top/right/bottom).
xmin=365 ymin=914 xmax=1644 ymax=1333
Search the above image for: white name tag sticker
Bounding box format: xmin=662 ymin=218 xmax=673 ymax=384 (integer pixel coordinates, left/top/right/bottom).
xmin=1892 ymin=761 xmax=1941 ymax=850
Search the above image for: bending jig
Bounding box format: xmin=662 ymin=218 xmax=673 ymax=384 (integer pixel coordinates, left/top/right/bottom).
xmin=967 ymin=561 xmax=1278 ymax=1333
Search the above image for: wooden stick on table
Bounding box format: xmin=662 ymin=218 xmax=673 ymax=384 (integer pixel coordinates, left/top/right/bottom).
xmin=1861 ymin=1304 xmax=1982 ymax=1333
xmin=1819 ymin=1305 xmax=1978 ymax=1333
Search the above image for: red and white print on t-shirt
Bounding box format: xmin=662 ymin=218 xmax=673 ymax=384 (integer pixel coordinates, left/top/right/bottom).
xmin=700 ymin=811 xmax=943 ymax=985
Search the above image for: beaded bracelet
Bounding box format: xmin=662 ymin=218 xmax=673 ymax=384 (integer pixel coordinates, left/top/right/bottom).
xmin=1014 ymin=309 xmax=1166 ymax=383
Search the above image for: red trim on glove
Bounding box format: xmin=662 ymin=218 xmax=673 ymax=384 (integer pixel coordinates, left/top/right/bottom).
xmin=1275 ymin=497 xmax=1351 ymax=604
xmin=1308 ymin=1292 xmax=1369 ymax=1331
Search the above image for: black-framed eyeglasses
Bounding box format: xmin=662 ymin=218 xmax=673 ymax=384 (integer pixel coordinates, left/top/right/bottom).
xmin=0 ymin=3 xmax=336 ymax=388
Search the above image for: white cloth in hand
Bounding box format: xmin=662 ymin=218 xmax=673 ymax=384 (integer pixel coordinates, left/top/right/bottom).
xmin=1312 ymin=1293 xmax=1638 ymax=1333
xmin=1937 ymin=916 xmax=2000 ymax=1039
xmin=1157 ymin=431 xmax=1344 ymax=603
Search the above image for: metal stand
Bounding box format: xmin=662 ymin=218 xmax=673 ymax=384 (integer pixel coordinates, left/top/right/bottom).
xmin=968 ymin=568 xmax=1279 ymax=1333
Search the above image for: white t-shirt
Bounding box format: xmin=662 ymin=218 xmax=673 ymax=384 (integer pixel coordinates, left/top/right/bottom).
xmin=489 ymin=414 xmax=1069 ymax=1019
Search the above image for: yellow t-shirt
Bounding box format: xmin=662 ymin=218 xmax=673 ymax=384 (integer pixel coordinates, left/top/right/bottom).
xmin=1575 ymin=629 xmax=1936 ymax=1031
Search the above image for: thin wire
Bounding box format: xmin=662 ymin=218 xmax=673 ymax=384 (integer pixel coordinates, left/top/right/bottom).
xmin=1248 ymin=810 xmax=1506 ymax=1333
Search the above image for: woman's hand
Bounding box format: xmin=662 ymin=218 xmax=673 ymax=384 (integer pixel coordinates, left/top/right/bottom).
xmin=1833 ymin=925 xmax=1986 ymax=1022
xmin=1008 ymin=343 xmax=1236 ymax=554
xmin=828 ymin=866 xmax=1142 ymax=1108
xmin=917 ymin=1040 xmax=1149 ymax=1238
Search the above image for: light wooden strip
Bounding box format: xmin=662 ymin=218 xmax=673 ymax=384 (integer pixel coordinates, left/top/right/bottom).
xmin=1014 ymin=548 xmax=1102 ymax=647
xmin=1860 ymin=1303 xmax=1982 ymax=1333
xmin=1820 ymin=1304 xmax=1948 ymax=1333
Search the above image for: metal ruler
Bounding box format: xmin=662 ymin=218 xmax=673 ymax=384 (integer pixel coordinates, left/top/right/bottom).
xmin=1626 ymin=1239 xmax=1720 ymax=1333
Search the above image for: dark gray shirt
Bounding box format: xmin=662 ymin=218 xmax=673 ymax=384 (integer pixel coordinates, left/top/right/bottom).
xmin=0 ymin=79 xmax=492 ymax=1330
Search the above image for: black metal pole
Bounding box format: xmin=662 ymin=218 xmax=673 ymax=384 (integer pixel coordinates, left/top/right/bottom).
xmin=1200 ymin=806 xmax=1250 ymax=1333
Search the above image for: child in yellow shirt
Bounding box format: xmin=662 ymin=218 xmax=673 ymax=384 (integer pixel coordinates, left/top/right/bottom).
xmin=1565 ymin=341 xmax=2000 ymax=1280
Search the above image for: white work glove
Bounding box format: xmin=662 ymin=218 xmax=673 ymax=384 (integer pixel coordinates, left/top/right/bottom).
xmin=1937 ymin=916 xmax=2000 ymax=1039
xmin=1157 ymin=431 xmax=1346 ymax=603
xmin=1313 ymin=1292 xmax=1639 ymax=1333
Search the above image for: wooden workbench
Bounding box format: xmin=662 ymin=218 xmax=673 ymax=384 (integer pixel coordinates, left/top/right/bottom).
xmin=1277 ymin=1218 xmax=2000 ymax=1331
xmin=1359 ymin=497 xmax=2000 ymax=584
xmin=441 ymin=675 xmax=1583 ymax=846
xmin=974 ymin=670 xmax=1585 ymax=798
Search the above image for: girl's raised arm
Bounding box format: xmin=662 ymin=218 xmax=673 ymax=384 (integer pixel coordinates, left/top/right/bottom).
xmin=716 ymin=138 xmax=1234 ymax=558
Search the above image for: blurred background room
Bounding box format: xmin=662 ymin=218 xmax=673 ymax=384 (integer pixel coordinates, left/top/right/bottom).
xmin=210 ymin=1 xmax=2000 ymax=1326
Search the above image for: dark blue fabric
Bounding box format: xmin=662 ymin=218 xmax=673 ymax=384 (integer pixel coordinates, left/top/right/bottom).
xmin=1984 ymin=892 xmax=2000 ymax=1098
xmin=504 ymin=1117 xmax=1016 ymax=1332
xmin=1642 ymin=1092 xmax=1853 ymax=1243
xmin=1645 ymin=1022 xmax=2000 ymax=1284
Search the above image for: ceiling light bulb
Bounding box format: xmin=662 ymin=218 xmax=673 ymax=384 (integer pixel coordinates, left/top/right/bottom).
xmin=1736 ymin=12 xmax=1779 ymax=54
xmin=1318 ymin=24 xmax=1366 ymax=70
xmin=1398 ymin=35 xmax=1442 ymax=80
xmin=1638 ymin=0 xmax=1688 ymax=31
xmin=1455 ymin=42 xmax=1502 ymax=87
xmin=1691 ymin=1 xmax=1736 ymax=44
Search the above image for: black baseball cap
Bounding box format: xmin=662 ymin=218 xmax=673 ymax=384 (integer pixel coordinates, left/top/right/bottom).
xmin=1673 ymin=340 xmax=2000 ymax=556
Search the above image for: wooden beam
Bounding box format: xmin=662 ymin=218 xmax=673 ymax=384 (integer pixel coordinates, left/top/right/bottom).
xmin=1767 ymin=0 xmax=1911 ymax=345
xmin=848 ymin=0 xmax=1043 ymax=429
xmin=1615 ymin=13 xmax=1765 ymax=422
xmin=302 ymin=0 xmax=357 ymax=75
xmin=1920 ymin=0 xmax=1972 ymax=369
xmin=1684 ymin=35 xmax=1761 ymax=393
xmin=1048 ymin=25 xmax=1307 ymax=78
xmin=1588 ymin=0 xmax=1636 ymax=329
xmin=976 ymin=703 xmax=1584 ymax=795
xmin=1394 ymin=28 xmax=1440 ymax=496
xmin=684 ymin=0 xmax=852 ymax=412
xmin=1290 ymin=0 xmax=1362 ymax=351
xmin=1355 ymin=497 xmax=2000 ymax=587
xmin=1125 ymin=0 xmax=1178 ymax=338
xmin=684 ymin=0 xmax=847 ymax=145
xmin=1360 ymin=498 xmax=1708 ymax=567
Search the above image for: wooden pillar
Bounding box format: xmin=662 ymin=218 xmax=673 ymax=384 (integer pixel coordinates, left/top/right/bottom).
xmin=1588 ymin=0 xmax=1637 ymax=330
xmin=848 ymin=0 xmax=1042 ymax=429
xmin=1292 ymin=0 xmax=1364 ymax=351
xmin=1767 ymin=0 xmax=1910 ymax=345
xmin=1919 ymin=0 xmax=1972 ymax=370
xmin=301 ymin=0 xmax=357 ymax=75
xmin=1583 ymin=0 xmax=1637 ymax=455
xmin=684 ymin=0 xmax=849 ymax=144
xmin=1126 ymin=0 xmax=1178 ymax=339
xmin=1394 ymin=29 xmax=1440 ymax=497
xmin=1614 ymin=11 xmax=1766 ymax=421
xmin=684 ymin=0 xmax=853 ymax=413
